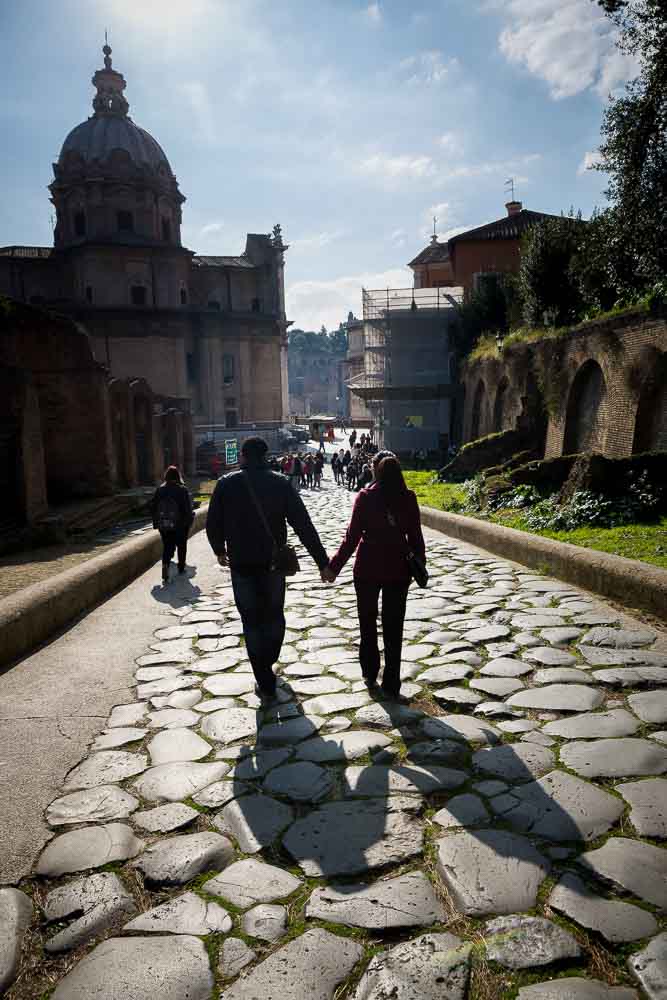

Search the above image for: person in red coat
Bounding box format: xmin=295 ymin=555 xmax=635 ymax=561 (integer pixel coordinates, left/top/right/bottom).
xmin=323 ymin=454 xmax=426 ymax=699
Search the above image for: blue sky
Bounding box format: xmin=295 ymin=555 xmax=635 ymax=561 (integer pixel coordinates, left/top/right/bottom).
xmin=0 ymin=0 xmax=635 ymax=330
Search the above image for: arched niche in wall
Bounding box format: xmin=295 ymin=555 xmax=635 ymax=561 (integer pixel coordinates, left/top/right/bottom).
xmin=493 ymin=376 xmax=510 ymax=433
xmin=470 ymin=378 xmax=487 ymax=441
xmin=563 ymin=359 xmax=608 ymax=455
xmin=632 ymin=351 xmax=667 ymax=454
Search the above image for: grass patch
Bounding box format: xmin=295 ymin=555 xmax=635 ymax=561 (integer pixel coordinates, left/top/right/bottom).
xmin=403 ymin=472 xmax=466 ymax=512
xmin=488 ymin=510 xmax=667 ymax=571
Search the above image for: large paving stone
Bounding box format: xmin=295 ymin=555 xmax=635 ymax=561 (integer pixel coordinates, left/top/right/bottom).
xmin=469 ymin=677 xmax=525 ymax=697
xmin=464 ymin=625 xmax=511 ymax=644
xmin=433 ymin=794 xmax=490 ymax=828
xmin=540 ymin=627 xmax=584 ymax=646
xmin=63 ymin=750 xmax=148 ymax=790
xmin=137 ymin=674 xmax=201 ymax=699
xmin=472 ymin=743 xmax=554 ymax=782
xmin=548 ymin=872 xmax=658 ymax=943
xmin=219 ymin=937 xmax=256 ymax=979
xmin=242 ymin=903 xmax=287 ymax=942
xmin=479 ymin=658 xmax=533 ymax=677
xmin=202 ymin=674 xmax=255 ymax=697
xmin=507 ymin=684 xmax=603 ymax=712
xmin=125 ymin=891 xmax=232 ymax=934
xmin=259 ymin=714 xmax=325 ymax=745
xmin=422 ymin=714 xmax=500 ymax=745
xmin=492 ymin=770 xmax=623 ymax=841
xmin=418 ymin=665 xmax=473 ymax=683
xmin=206 ymin=858 xmax=302 ymax=908
xmin=355 ymin=701 xmax=424 ymax=728
xmin=221 ymin=928 xmax=363 ymax=1000
xmin=288 ymin=676 xmax=348 ymax=695
xmin=132 ymin=761 xmax=230 ymax=802
xmin=215 ymin=794 xmax=294 ymax=853
xmin=0 ymin=889 xmax=32 ymax=993
xmin=406 ymin=739 xmax=469 ymax=765
xmin=108 ymin=703 xmax=148 ymax=727
xmin=484 ymin=915 xmax=580 ymax=969
xmin=628 ymin=689 xmax=667 ymax=724
xmin=435 ymin=830 xmax=550 ymax=915
xmin=134 ymin=832 xmax=234 ymax=885
xmin=593 ymin=666 xmax=667 ymax=685
xmin=147 ymin=727 xmax=212 ymax=764
xmin=46 ymin=785 xmax=139 ymax=826
xmin=433 ymin=687 xmax=483 ymax=706
xmin=532 ymin=667 xmax=591 ymax=684
xmin=199 ymin=707 xmax=259 ymax=745
xmin=36 ymin=823 xmax=144 ymax=876
xmin=193 ymin=780 xmax=247 ymax=808
xmin=306 ymin=871 xmax=445 ymax=929
xmin=522 ymin=647 xmax=577 ymax=666
xmin=284 ymin=797 xmax=423 ymax=876
xmin=263 ymin=762 xmax=333 ymax=802
xmin=132 ymin=803 xmax=199 ymax=833
xmin=581 ymin=626 xmax=656 ymax=647
xmin=517 ymin=980 xmax=638 ymax=999
xmin=93 ymin=727 xmax=147 ymax=749
xmin=578 ymin=837 xmax=667 ymax=910
xmin=542 ymin=709 xmax=640 ymax=739
xmin=351 ymin=932 xmax=471 ymax=1000
xmin=343 ymin=764 xmax=467 ymax=796
xmin=51 ymin=935 xmax=214 ymax=1000
xmin=560 ymin=738 xmax=667 ymax=778
xmin=44 ymin=873 xmax=137 ymax=952
xmin=617 ymin=778 xmax=667 ymax=837
xmin=628 ymin=931 xmax=667 ymax=1000
xmin=296 ymin=729 xmax=392 ymax=762
xmin=581 ymin=646 xmax=667 ymax=667
xmin=301 ymin=691 xmax=371 ymax=715
xmin=230 ymin=747 xmax=292 ymax=779
xmin=403 ymin=597 xmax=450 ymax=619
xmin=147 ymin=708 xmax=200 ymax=728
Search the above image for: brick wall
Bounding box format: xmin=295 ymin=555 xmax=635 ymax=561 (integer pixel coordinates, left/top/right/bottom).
xmin=461 ymin=310 xmax=667 ymax=460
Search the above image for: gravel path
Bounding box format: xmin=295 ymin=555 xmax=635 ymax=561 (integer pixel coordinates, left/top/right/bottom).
xmin=3 ymin=479 xmax=666 ymax=1000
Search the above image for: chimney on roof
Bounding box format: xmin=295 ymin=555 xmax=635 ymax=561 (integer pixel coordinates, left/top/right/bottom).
xmin=506 ymin=200 xmax=522 ymax=217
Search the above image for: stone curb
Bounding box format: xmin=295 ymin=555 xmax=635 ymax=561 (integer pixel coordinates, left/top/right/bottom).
xmin=0 ymin=506 xmax=209 ymax=669
xmin=419 ymin=506 xmax=667 ymax=624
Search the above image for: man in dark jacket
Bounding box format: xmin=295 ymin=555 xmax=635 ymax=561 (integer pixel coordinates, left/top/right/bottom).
xmin=206 ymin=436 xmax=329 ymax=700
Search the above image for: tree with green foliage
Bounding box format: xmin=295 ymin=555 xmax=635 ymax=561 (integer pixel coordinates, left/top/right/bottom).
xmin=455 ymin=273 xmax=521 ymax=355
xmin=519 ymin=214 xmax=585 ymax=327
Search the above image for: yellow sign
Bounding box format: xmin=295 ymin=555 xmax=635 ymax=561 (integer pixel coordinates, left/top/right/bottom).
xmin=406 ymin=415 xmax=423 ymax=428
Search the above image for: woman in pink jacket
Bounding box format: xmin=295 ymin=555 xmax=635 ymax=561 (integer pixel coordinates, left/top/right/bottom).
xmin=325 ymin=454 xmax=426 ymax=699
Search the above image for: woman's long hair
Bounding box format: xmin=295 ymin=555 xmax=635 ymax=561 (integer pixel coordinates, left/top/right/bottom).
xmin=375 ymin=455 xmax=407 ymax=497
xmin=164 ymin=465 xmax=183 ymax=484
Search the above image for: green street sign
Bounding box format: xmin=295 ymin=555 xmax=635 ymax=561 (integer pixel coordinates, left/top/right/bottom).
xmin=225 ymin=439 xmax=238 ymax=466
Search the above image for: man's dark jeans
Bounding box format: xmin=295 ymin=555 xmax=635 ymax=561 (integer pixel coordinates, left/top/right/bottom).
xmin=354 ymin=578 xmax=410 ymax=696
xmin=160 ymin=530 xmax=188 ymax=570
xmin=231 ymin=569 xmax=286 ymax=694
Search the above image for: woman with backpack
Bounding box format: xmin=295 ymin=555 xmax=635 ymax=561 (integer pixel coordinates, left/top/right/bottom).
xmin=151 ymin=466 xmax=195 ymax=584
xmin=322 ymin=454 xmax=426 ymax=699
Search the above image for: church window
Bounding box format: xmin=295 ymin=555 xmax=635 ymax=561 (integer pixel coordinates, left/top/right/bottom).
xmin=223 ymin=354 xmax=235 ymax=385
xmin=161 ymin=217 xmax=171 ymax=241
xmin=74 ymin=211 xmax=86 ymax=237
xmin=85 ymin=285 xmax=93 ymax=304
xmin=131 ymin=285 xmax=147 ymax=306
xmin=225 ymin=409 xmax=238 ymax=429
xmin=117 ymin=210 xmax=134 ymax=233
xmin=180 ymin=287 xmax=188 ymax=305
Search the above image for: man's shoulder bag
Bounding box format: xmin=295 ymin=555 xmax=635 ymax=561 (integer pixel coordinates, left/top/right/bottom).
xmin=242 ymin=472 xmax=300 ymax=576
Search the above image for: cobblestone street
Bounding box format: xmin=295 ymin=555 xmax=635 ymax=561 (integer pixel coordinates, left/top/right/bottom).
xmin=3 ymin=478 xmax=667 ymax=999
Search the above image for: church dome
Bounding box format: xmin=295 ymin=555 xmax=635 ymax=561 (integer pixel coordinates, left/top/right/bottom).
xmin=56 ymin=42 xmax=175 ymax=180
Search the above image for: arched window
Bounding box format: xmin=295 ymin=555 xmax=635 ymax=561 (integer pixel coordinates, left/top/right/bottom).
xmin=563 ymin=360 xmax=607 ymax=454
xmin=632 ymin=353 xmax=667 ymax=453
xmin=180 ymin=287 xmax=188 ymax=306
xmin=161 ymin=217 xmax=171 ymax=242
xmin=117 ymin=210 xmax=134 ymax=233
xmin=493 ymin=376 xmax=509 ymax=433
xmin=470 ymin=379 xmax=487 ymax=440
xmin=74 ymin=211 xmax=86 ymax=237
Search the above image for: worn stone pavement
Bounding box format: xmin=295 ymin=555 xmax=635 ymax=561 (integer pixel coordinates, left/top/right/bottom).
xmin=2 ymin=476 xmax=667 ymax=999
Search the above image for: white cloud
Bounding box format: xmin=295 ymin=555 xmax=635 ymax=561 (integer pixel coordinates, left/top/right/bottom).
xmin=357 ymin=153 xmax=437 ymax=185
xmin=364 ymin=3 xmax=382 ymax=24
xmin=287 ymin=267 xmax=413 ymax=331
xmin=437 ymin=131 xmax=462 ymax=155
xmin=289 ymin=231 xmax=344 ymax=253
xmin=400 ymin=51 xmax=456 ymax=86
xmin=494 ymin=0 xmax=638 ymax=100
xmin=578 ymin=150 xmax=602 ymax=175
xmin=419 ymin=201 xmax=453 ymax=240
xmin=200 ymin=221 xmax=225 ymax=237
xmin=181 ymin=81 xmax=217 ymax=144
xmin=390 ymin=228 xmax=407 ymax=247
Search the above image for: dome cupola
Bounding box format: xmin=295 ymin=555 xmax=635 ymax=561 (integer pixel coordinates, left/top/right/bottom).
xmin=50 ymin=42 xmax=185 ymax=250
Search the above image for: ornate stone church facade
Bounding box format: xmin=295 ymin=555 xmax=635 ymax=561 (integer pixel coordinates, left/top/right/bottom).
xmin=0 ymin=44 xmax=289 ymax=435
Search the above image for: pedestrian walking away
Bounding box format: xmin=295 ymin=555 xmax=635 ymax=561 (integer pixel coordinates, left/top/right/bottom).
xmin=151 ymin=465 xmax=195 ymax=584
xmin=323 ymin=453 xmax=426 ymax=699
xmin=206 ymin=436 xmax=330 ymax=701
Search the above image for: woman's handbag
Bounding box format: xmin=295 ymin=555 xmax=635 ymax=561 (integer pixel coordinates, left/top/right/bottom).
xmin=385 ymin=505 xmax=429 ymax=589
xmin=243 ymin=473 xmax=300 ymax=577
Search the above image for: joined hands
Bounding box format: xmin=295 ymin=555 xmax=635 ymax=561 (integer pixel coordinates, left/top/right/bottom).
xmin=320 ymin=564 xmax=336 ymax=584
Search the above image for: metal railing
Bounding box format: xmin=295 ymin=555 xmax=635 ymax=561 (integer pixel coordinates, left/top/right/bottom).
xmin=362 ymin=285 xmax=462 ymax=321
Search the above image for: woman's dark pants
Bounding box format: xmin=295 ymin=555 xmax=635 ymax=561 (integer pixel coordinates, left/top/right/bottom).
xmin=354 ymin=579 xmax=410 ymax=695
xmin=160 ymin=530 xmax=188 ymax=571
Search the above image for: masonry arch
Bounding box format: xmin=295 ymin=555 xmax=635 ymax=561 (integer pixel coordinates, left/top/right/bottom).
xmin=470 ymin=378 xmax=487 ymax=441
xmin=632 ymin=352 xmax=667 ymax=453
xmin=563 ymin=359 xmax=608 ymax=455
xmin=493 ymin=376 xmax=510 ymax=433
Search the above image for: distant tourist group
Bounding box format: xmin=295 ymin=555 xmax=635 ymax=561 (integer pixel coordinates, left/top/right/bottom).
xmin=151 ymin=429 xmax=426 ymax=704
